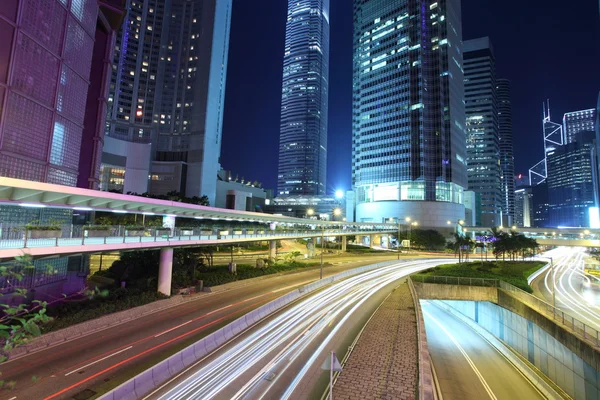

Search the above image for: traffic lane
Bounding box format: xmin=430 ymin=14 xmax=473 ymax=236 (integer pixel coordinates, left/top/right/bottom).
xmin=532 ymin=249 xmax=600 ymax=329
xmin=147 ymin=261 xmax=447 ymax=399
xmin=422 ymin=301 xmax=544 ymax=400
xmin=147 ymin=275 xmax=404 ymax=400
xmin=10 ymin=292 xmax=280 ymax=400
xmin=0 ymin=255 xmax=403 ymax=400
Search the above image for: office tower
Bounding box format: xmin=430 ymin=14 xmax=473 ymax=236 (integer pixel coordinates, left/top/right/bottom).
xmin=497 ymin=79 xmax=515 ymax=225
xmin=563 ymin=109 xmax=595 ymax=144
xmin=529 ymin=103 xmax=563 ymax=186
xmin=277 ymin=0 xmax=330 ymax=196
xmin=0 ymin=0 xmax=124 ymax=296
xmin=547 ymin=131 xmax=598 ymax=227
xmin=103 ymin=0 xmax=232 ymax=205
xmin=351 ymin=0 xmax=467 ymax=227
xmin=463 ymin=37 xmax=501 ymax=227
xmin=514 ymin=187 xmax=533 ymax=227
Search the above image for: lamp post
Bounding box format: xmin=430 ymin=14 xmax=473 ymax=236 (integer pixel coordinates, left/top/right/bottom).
xmin=408 ymin=221 xmax=417 ymax=252
xmin=320 ymin=225 xmax=324 ymax=279
xmin=397 ymin=223 xmax=401 ymax=260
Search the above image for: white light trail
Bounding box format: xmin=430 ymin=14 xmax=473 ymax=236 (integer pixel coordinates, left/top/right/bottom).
xmin=152 ymin=259 xmax=448 ymax=399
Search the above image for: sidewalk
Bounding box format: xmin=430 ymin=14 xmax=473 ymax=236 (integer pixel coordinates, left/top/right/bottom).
xmin=333 ymin=281 xmax=418 ymax=400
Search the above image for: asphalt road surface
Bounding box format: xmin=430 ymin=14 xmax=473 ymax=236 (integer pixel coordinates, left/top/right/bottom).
xmin=145 ymin=259 xmax=451 ymax=400
xmin=532 ymin=247 xmax=600 ymax=330
xmin=0 ymin=253 xmax=452 ymax=400
xmin=0 ymin=255 xmax=394 ymax=400
xmin=422 ymin=301 xmax=545 ymax=400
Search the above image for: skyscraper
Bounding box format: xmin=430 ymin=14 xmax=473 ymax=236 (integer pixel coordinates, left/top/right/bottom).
xmin=563 ymin=109 xmax=595 ymax=144
xmin=463 ymin=37 xmax=501 ymax=227
xmin=352 ymin=0 xmax=467 ymax=227
xmin=497 ymin=79 xmax=515 ymax=226
xmin=547 ymin=131 xmax=598 ymax=227
xmin=103 ymin=0 xmax=232 ymax=204
xmin=277 ymin=0 xmax=330 ymax=196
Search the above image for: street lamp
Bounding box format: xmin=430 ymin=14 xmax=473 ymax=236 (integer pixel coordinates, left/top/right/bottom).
xmin=333 ymin=208 xmax=341 ymax=216
xmin=408 ymin=221 xmax=418 ymax=252
xmin=307 ymin=208 xmax=314 ymax=217
xmin=335 ymin=190 xmax=344 ymax=199
xmin=319 ymin=225 xmax=326 ymax=279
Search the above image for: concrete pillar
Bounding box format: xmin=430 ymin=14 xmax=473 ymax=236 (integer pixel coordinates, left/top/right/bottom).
xmin=269 ymin=240 xmax=277 ymax=260
xmin=369 ymin=234 xmax=374 ymax=248
xmin=158 ymin=247 xmax=174 ymax=296
xmin=341 ymin=236 xmax=347 ymax=252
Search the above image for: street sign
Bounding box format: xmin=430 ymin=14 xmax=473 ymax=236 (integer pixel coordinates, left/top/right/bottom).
xmin=321 ymin=352 xmax=343 ymax=372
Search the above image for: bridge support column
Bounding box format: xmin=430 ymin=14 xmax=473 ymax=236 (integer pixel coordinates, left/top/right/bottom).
xmin=158 ymin=248 xmax=173 ymax=296
xmin=341 ymin=236 xmax=347 ymax=252
xmin=369 ymin=234 xmax=374 ymax=248
xmin=269 ymin=240 xmax=277 ymax=260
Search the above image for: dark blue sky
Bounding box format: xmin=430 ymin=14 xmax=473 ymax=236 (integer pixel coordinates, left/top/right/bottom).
xmin=221 ymin=0 xmax=600 ymax=193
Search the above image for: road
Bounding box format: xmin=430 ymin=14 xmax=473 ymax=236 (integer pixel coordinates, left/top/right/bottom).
xmin=531 ymin=247 xmax=600 ymax=330
xmin=421 ymin=301 xmax=545 ymax=400
xmin=0 ymin=253 xmax=451 ymax=400
xmin=145 ymin=259 xmax=450 ymax=400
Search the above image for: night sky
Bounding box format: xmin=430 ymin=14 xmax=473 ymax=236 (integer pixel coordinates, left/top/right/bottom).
xmin=220 ymin=0 xmax=600 ymax=194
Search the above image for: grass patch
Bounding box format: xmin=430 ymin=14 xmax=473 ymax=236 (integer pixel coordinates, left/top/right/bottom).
xmin=197 ymin=260 xmax=325 ymax=287
xmin=43 ymin=288 xmax=168 ymax=333
xmin=415 ymin=261 xmax=547 ymax=293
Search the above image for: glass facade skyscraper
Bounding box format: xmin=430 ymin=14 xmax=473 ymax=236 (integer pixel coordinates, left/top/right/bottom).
xmin=497 ymin=79 xmax=515 ymax=225
xmin=547 ymin=131 xmax=597 ymax=227
xmin=563 ymin=109 xmax=595 ymax=144
xmin=464 ymin=37 xmax=501 ymax=227
xmin=352 ymin=0 xmax=467 ymax=227
xmin=277 ymin=0 xmax=330 ymax=196
xmin=104 ymin=0 xmax=232 ymax=204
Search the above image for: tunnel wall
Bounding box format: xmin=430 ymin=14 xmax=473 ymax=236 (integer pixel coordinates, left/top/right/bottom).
xmin=440 ymin=300 xmax=599 ymax=400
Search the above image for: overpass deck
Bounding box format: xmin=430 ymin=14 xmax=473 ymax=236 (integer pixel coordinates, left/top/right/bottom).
xmin=0 ymin=229 xmax=395 ymax=260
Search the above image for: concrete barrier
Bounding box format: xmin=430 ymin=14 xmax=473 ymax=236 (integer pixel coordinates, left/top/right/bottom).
xmin=527 ymin=262 xmax=551 ymax=285
xmin=99 ymin=260 xmax=401 ymax=400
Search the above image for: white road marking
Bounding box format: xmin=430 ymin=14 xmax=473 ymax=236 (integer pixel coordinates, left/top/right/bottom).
xmin=64 ymin=346 xmax=133 ymax=376
xmin=154 ymin=320 xmax=193 ymax=338
xmin=423 ymin=309 xmax=498 ymax=400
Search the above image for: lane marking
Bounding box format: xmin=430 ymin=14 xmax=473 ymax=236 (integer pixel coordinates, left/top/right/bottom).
xmin=64 ymin=346 xmax=133 ymax=376
xmin=423 ymin=309 xmax=498 ymax=400
xmin=154 ymin=320 xmax=193 ymax=338
xmin=43 ymin=299 xmax=272 ymax=400
xmin=8 ymin=397 xmax=17 ymax=400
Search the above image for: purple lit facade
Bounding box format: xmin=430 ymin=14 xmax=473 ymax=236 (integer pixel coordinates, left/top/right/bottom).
xmin=0 ymin=0 xmax=95 ymax=185
xmin=0 ymin=0 xmax=125 ymax=300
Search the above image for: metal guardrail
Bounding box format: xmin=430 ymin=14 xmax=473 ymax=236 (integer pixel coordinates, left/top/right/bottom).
xmin=411 ymin=275 xmax=600 ymax=347
xmin=410 ymin=275 xmax=499 ymax=287
xmin=0 ymin=225 xmax=390 ymax=250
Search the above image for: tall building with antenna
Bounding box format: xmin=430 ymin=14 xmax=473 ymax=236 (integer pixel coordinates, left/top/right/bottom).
xmin=276 ymin=0 xmax=330 ymax=196
xmin=529 ymin=101 xmax=564 ymax=186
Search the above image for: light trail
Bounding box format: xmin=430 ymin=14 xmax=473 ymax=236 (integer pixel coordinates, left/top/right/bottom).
xmin=150 ymin=259 xmax=449 ymax=400
xmin=537 ymin=247 xmax=600 ymax=329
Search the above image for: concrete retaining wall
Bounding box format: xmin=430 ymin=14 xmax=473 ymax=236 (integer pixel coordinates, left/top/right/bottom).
xmin=99 ymin=260 xmax=400 ymax=400
xmin=433 ymin=300 xmax=563 ymax=400
xmin=412 ymin=282 xmax=498 ymax=303
xmin=441 ymin=299 xmax=597 ymax=400
xmin=498 ymin=290 xmax=600 ymax=371
xmin=407 ymin=279 xmax=435 ymax=400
